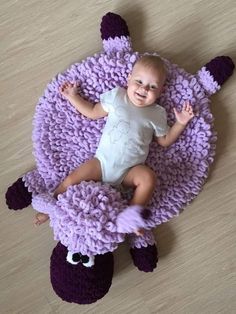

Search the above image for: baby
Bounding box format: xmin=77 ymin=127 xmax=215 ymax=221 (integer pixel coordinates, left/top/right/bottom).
xmin=34 ymin=55 xmax=194 ymax=234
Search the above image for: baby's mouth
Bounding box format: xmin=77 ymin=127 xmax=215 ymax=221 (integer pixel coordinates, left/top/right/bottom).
xmin=135 ymin=92 xmax=147 ymax=99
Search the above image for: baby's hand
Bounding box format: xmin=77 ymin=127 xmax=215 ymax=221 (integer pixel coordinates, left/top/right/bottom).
xmin=174 ymin=100 xmax=195 ymax=126
xmin=59 ymin=82 xmax=78 ymax=99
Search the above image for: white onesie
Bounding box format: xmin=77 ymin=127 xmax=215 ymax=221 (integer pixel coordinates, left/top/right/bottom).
xmin=95 ymin=87 xmax=169 ymax=185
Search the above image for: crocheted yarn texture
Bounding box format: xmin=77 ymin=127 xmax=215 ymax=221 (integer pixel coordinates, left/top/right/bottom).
xmin=5 ymin=11 xmax=234 ymax=304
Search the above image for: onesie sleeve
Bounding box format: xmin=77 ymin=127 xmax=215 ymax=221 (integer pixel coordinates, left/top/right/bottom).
xmin=100 ymin=87 xmax=119 ymax=112
xmin=151 ymin=106 xmax=170 ymax=137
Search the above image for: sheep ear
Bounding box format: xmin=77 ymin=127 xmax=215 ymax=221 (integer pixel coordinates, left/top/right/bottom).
xmin=196 ymin=56 xmax=235 ymax=95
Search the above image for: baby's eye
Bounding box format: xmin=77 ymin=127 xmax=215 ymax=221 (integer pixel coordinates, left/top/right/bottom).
xmin=135 ymin=80 xmax=142 ymax=85
xmin=150 ymin=85 xmax=158 ymax=90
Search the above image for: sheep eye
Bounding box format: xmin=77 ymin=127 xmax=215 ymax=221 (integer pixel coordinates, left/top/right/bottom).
xmin=66 ymin=251 xmax=94 ymax=267
xmin=80 ymin=255 xmax=89 ymax=264
xmin=82 ymin=255 xmax=95 ymax=267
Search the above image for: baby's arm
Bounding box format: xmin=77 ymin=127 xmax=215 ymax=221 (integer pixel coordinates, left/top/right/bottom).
xmin=60 ymin=82 xmax=108 ymax=119
xmin=156 ymin=101 xmax=194 ymax=147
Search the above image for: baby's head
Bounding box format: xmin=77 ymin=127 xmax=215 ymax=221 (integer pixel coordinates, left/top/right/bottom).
xmin=127 ymin=55 xmax=166 ymax=107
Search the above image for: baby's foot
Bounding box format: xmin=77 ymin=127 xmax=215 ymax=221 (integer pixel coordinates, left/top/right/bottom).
xmin=34 ymin=213 xmax=49 ymax=226
xmin=134 ymin=228 xmax=145 ymax=236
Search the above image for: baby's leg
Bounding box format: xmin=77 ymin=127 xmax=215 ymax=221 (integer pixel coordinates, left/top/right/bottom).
xmin=122 ymin=165 xmax=156 ymax=236
xmin=54 ymin=158 xmax=102 ymax=197
xmin=122 ymin=164 xmax=156 ymax=207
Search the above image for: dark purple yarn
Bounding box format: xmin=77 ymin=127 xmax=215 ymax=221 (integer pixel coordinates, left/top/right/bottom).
xmin=100 ymin=12 xmax=130 ymax=40
xmin=141 ymin=208 xmax=152 ymax=220
xmin=130 ymin=244 xmax=158 ymax=272
xmin=5 ymin=177 xmax=32 ymax=210
xmin=205 ymin=56 xmax=235 ymax=86
xmin=50 ymin=242 xmax=114 ymax=304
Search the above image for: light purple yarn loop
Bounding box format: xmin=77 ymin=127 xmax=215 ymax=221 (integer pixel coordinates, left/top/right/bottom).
xmin=102 ymin=36 xmax=133 ymax=53
xmin=116 ymin=205 xmax=149 ymax=233
xmin=197 ymin=67 xmax=220 ymax=95
xmin=128 ymin=230 xmax=156 ymax=249
xmin=26 ymin=35 xmax=218 ymax=254
xmin=32 ymin=193 xmax=57 ymax=215
xmin=23 ymin=169 xmax=47 ymax=196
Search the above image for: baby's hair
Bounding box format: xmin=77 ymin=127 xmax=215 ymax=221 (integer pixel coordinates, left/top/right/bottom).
xmin=135 ymin=55 xmax=166 ymax=77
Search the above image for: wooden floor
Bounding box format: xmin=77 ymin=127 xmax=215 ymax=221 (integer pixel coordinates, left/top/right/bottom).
xmin=1 ymin=1 xmax=236 ymax=313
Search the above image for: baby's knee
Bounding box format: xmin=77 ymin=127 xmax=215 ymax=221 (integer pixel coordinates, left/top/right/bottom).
xmin=61 ymin=174 xmax=74 ymax=188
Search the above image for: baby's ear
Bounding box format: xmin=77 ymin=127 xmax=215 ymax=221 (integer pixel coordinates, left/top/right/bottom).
xmin=161 ymin=84 xmax=165 ymax=93
xmin=127 ymin=73 xmax=132 ymax=84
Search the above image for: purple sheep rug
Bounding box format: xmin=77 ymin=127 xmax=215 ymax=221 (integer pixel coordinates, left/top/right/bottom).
xmin=6 ymin=12 xmax=234 ymax=304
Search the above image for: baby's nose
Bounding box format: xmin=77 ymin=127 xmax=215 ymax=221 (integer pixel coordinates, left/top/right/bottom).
xmin=140 ymin=85 xmax=149 ymax=91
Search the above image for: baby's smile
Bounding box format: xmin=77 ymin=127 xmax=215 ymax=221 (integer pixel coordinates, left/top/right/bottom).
xmin=135 ymin=91 xmax=147 ymax=99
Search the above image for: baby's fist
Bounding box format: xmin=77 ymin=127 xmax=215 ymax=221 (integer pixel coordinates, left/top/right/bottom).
xmin=59 ymin=82 xmax=78 ymax=99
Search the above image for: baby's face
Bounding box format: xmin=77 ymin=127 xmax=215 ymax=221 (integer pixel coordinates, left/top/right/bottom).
xmin=127 ymin=63 xmax=166 ymax=107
